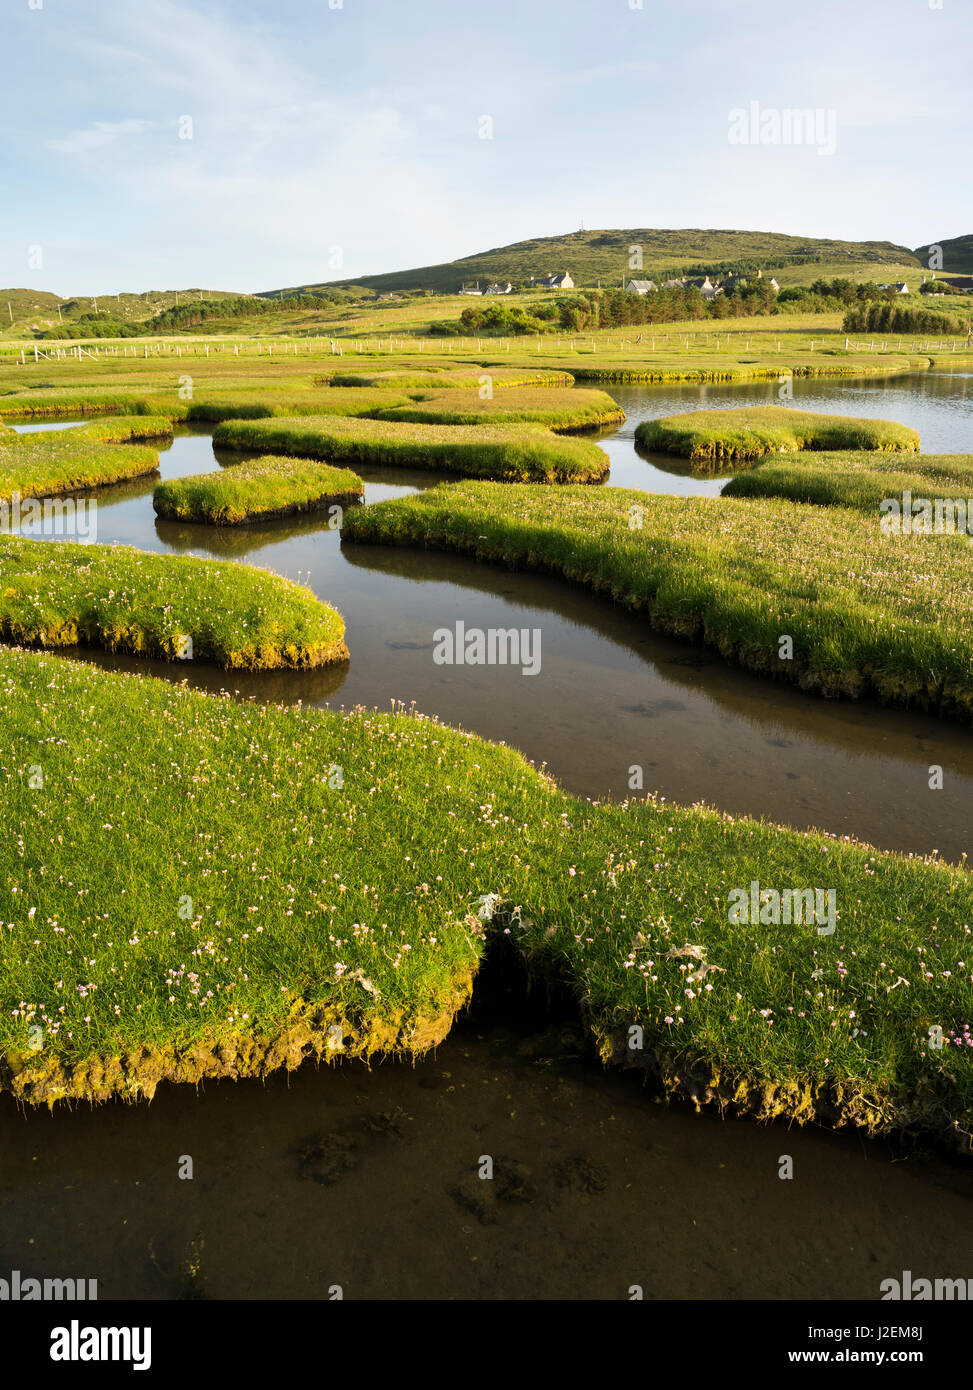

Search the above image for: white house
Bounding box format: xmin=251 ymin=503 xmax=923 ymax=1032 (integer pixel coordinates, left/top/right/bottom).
xmin=626 ymin=279 xmax=658 ymax=295
xmin=538 ymin=272 xmax=574 ymax=289
xmin=485 ymin=282 xmax=513 ymax=295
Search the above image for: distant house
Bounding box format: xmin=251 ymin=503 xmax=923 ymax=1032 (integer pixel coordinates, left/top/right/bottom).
xmin=626 ymin=279 xmax=658 ymax=295
xmin=878 ymin=282 xmax=910 ymax=294
xmin=458 ymin=282 xmax=483 ymax=295
xmin=688 ymin=276 xmax=719 ymax=300
xmin=661 ymin=276 xmax=688 ymax=291
xmin=538 ymin=272 xmax=574 ymax=289
xmin=485 ymin=282 xmax=513 ymax=295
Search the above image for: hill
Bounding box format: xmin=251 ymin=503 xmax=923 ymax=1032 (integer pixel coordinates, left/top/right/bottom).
xmin=0 ymin=287 xmax=241 ymax=339
xmin=266 ymin=228 xmax=923 ymax=296
xmin=914 ymin=234 xmax=973 ymax=274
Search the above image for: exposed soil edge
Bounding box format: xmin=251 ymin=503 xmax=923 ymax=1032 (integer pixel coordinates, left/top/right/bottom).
xmin=592 ymin=1025 xmax=973 ymax=1157
xmin=0 ymin=968 xmax=473 ymax=1107
xmin=152 ymin=488 xmax=365 ymax=527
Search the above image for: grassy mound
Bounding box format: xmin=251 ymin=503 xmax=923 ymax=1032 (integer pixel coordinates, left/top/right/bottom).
xmin=213 ymin=415 xmax=610 ymax=483
xmin=154 ymin=455 xmax=364 ymax=526
xmin=373 ymin=386 xmax=625 ymax=433
xmin=172 ymin=387 xmax=414 ymax=423
xmin=0 ymin=389 xmax=162 ymax=418
xmin=320 ymin=368 xmax=574 ymax=390
xmin=0 ymin=388 xmax=414 ymax=424
xmin=1 ymin=645 xmax=972 ymax=1143
xmin=636 ymin=407 xmax=920 ymax=467
xmin=723 ymin=451 xmax=973 ymax=514
xmin=70 ymin=415 xmax=173 ymax=444
xmin=0 ymin=430 xmax=160 ymax=506
xmin=0 ymin=536 xmax=347 ymax=668
xmin=342 ymin=481 xmax=973 ymax=717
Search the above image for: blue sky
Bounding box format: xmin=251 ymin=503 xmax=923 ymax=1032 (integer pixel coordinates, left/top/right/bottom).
xmin=3 ymin=0 xmax=970 ymax=294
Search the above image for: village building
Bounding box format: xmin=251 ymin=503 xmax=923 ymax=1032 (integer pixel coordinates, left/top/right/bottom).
xmin=484 ymin=282 xmax=513 ymax=295
xmin=626 ymin=279 xmax=658 ymax=294
xmin=536 ymin=272 xmax=574 ymax=289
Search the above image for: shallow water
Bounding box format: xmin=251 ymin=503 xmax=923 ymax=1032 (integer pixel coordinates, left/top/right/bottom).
xmin=4 ymin=373 xmax=973 ymax=1300
xmin=2 ymin=951 xmax=971 ymax=1301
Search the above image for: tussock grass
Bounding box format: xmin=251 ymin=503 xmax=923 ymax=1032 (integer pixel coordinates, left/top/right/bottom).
xmin=174 ymin=387 xmax=413 ymax=422
xmin=0 ymin=387 xmax=413 ymax=424
xmin=2 ymin=646 xmax=972 ymax=1141
xmin=0 ymin=535 xmax=347 ymax=668
xmin=724 ymin=451 xmax=973 ymax=513
xmin=72 ymin=415 xmax=173 ymax=443
xmin=0 ymin=431 xmax=160 ymax=505
xmin=214 ymin=415 xmax=609 ymax=482
xmin=373 ymin=386 xmax=625 ymax=432
xmin=636 ymin=407 xmax=920 ymax=467
xmin=319 ymin=368 xmax=574 ymax=390
xmin=0 ymin=389 xmax=164 ymax=417
xmin=342 ymin=480 xmax=973 ymax=717
xmin=154 ymin=454 xmax=364 ymax=525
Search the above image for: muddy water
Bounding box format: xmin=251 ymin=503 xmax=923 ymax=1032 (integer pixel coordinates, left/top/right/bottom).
xmin=4 ymin=373 xmax=973 ymax=1300
xmin=2 ymin=951 xmax=972 ymax=1301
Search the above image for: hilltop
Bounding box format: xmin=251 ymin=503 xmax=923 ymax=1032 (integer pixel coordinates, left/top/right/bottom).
xmin=914 ymin=234 xmax=973 ymax=274
xmin=265 ymin=227 xmax=924 ymax=296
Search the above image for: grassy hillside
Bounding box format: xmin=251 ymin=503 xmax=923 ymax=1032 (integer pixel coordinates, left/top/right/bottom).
xmin=914 ymin=234 xmax=973 ymax=274
xmin=271 ymin=227 xmax=922 ymax=295
xmin=0 ymin=287 xmax=242 ymax=340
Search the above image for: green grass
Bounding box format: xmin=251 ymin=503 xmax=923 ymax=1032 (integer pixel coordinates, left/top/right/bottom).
xmin=0 ymin=386 xmax=414 ymax=423
xmin=70 ymin=415 xmax=173 ymax=443
xmin=0 ymin=536 xmax=347 ymax=668
xmin=153 ymin=455 xmax=364 ymax=526
xmin=213 ymin=415 xmax=610 ymax=483
xmin=636 ymin=406 xmax=920 ymax=467
xmin=1 ymin=644 xmax=972 ymax=1141
xmin=723 ymin=451 xmax=973 ymax=513
xmin=320 ymin=367 xmax=574 ymax=389
xmin=373 ymin=386 xmax=624 ymax=433
xmin=0 ymin=430 xmax=160 ymax=505
xmin=342 ymin=480 xmax=973 ymax=717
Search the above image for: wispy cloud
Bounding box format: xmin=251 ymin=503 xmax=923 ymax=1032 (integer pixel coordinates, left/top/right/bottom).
xmin=48 ymin=118 xmax=156 ymax=154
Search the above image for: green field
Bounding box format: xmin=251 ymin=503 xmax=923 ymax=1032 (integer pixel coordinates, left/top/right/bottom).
xmin=154 ymin=455 xmax=364 ymax=526
xmin=0 ymin=535 xmax=347 ymax=668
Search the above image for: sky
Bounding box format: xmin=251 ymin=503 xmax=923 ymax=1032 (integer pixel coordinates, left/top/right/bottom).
xmin=2 ymin=0 xmax=971 ymax=295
